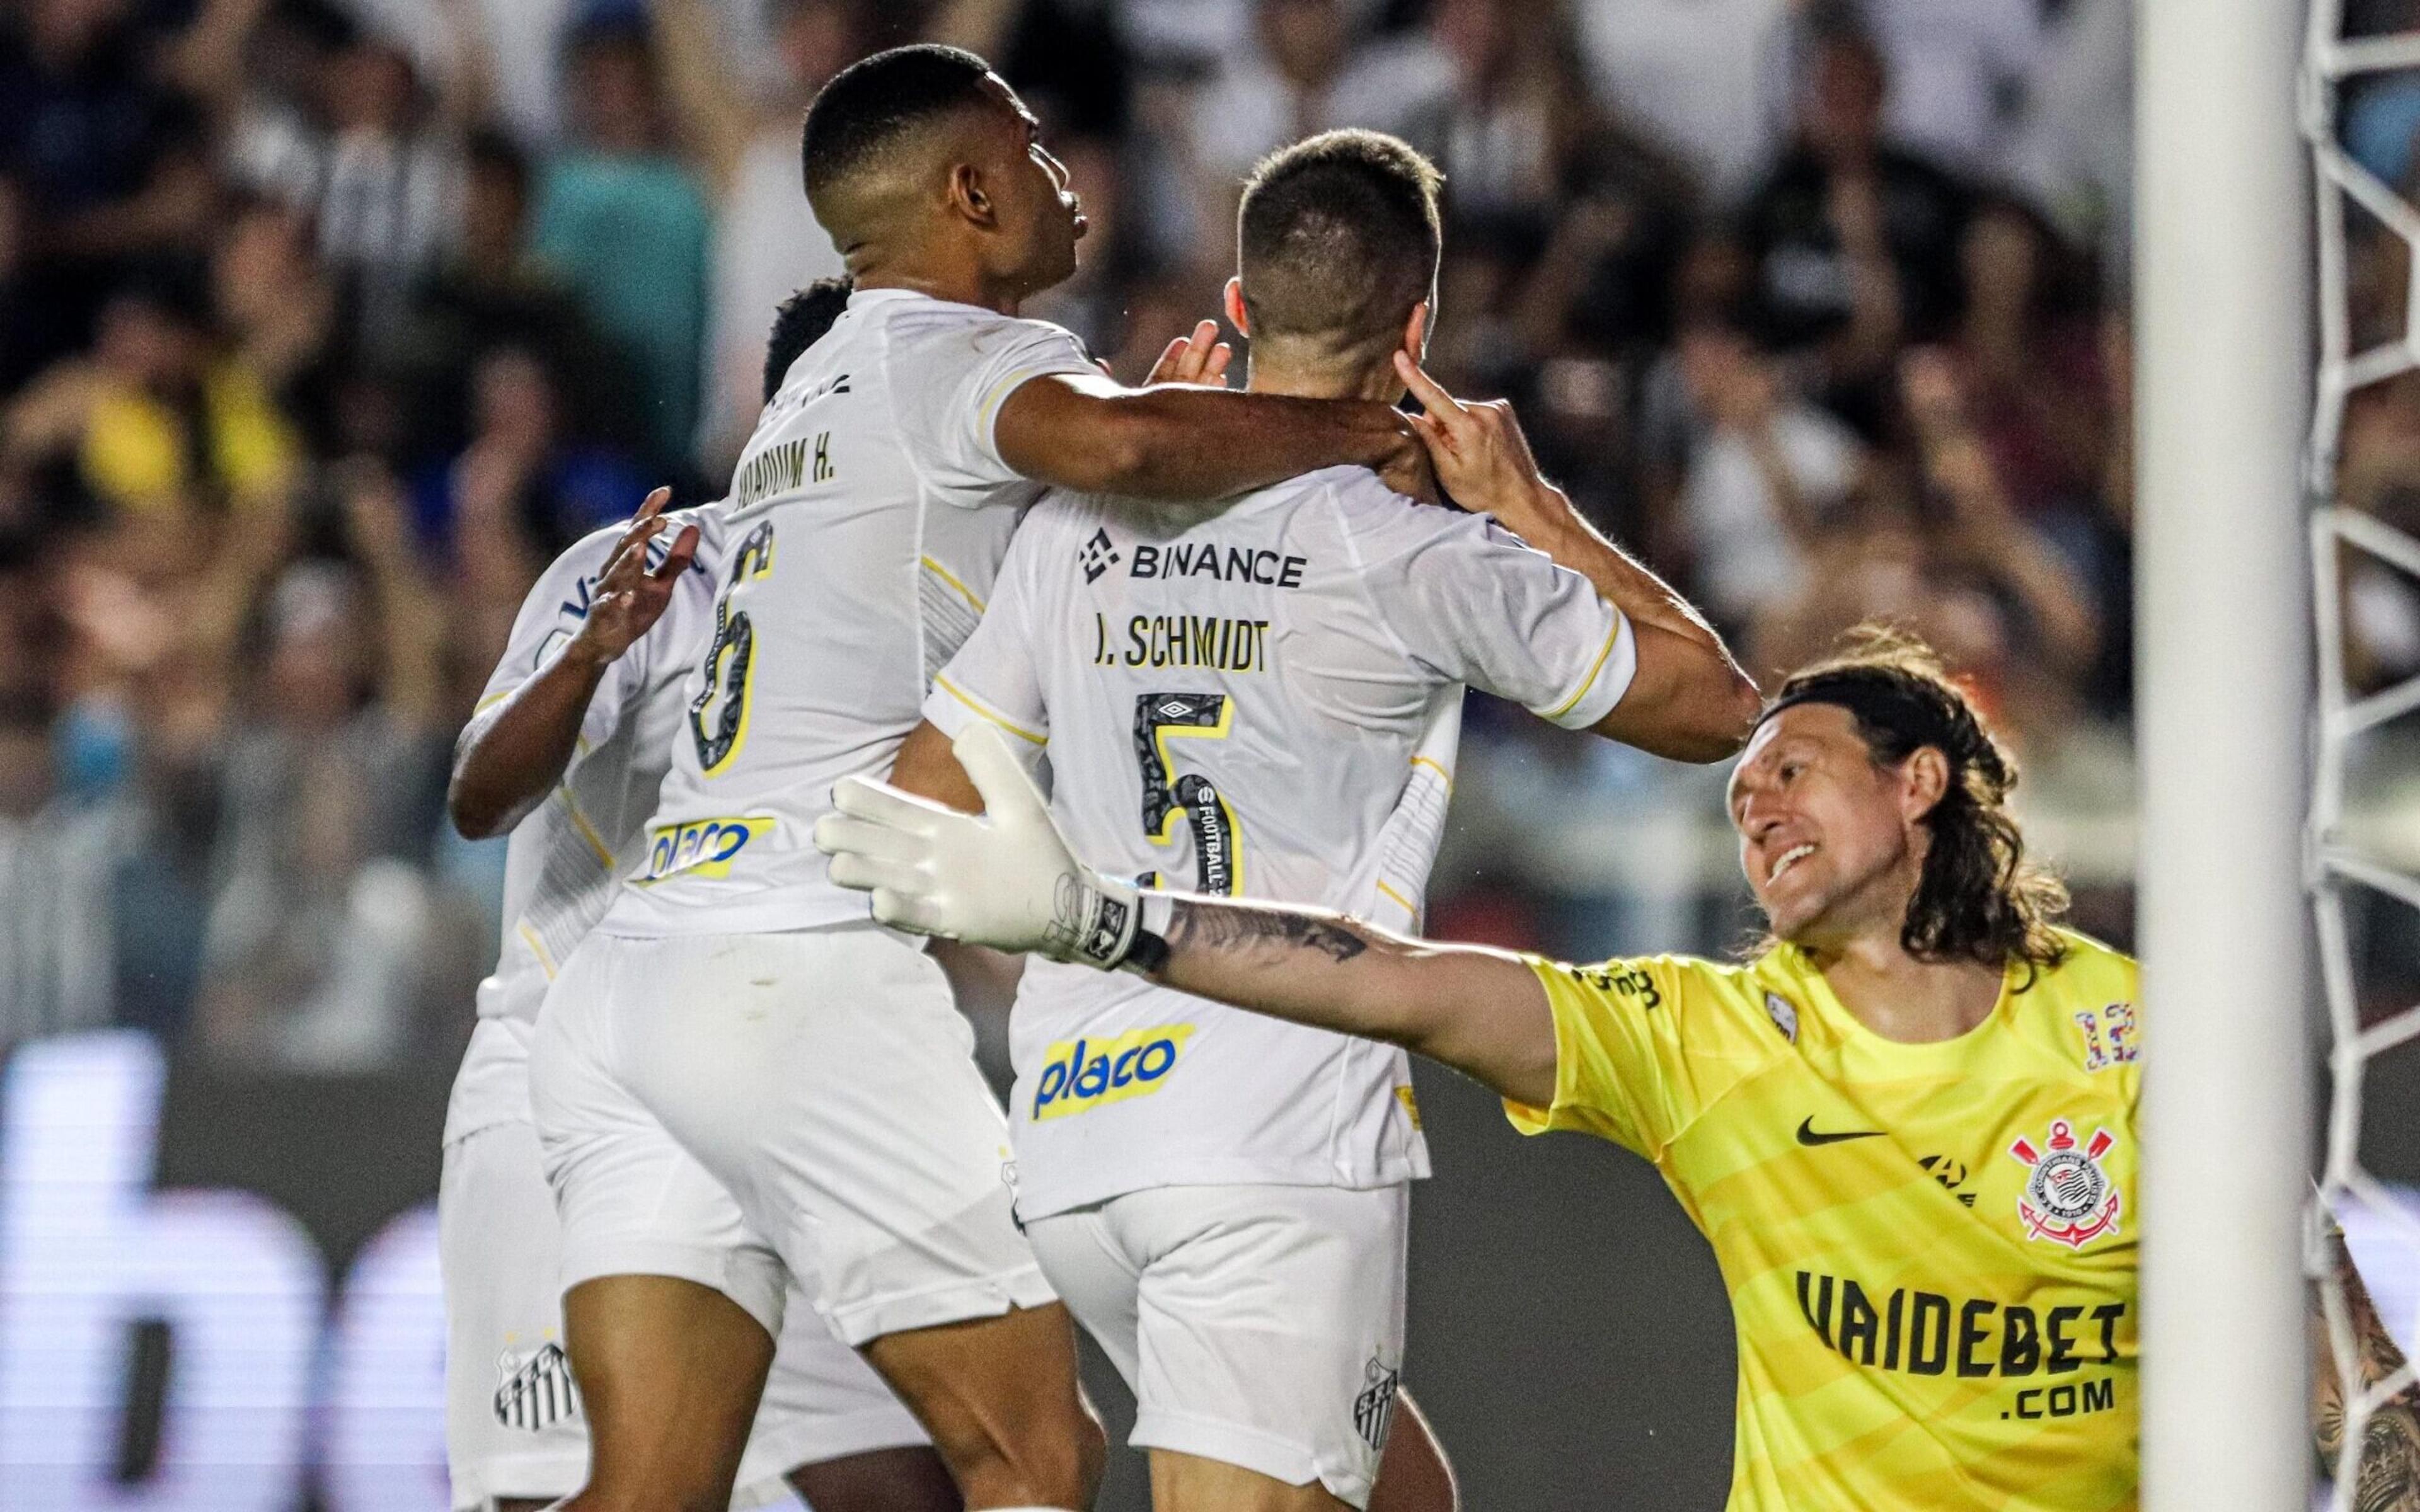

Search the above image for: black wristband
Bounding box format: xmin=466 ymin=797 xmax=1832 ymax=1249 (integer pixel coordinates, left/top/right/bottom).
xmin=1121 ymin=927 xmax=1171 ymax=976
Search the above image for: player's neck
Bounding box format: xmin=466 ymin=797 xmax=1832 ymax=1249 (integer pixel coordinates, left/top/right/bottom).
xmin=1807 ymin=929 xmax=2005 ymax=1045
xmin=1244 ymin=357 xmax=1401 ymax=403
xmin=848 ymin=257 xmax=1022 ymax=317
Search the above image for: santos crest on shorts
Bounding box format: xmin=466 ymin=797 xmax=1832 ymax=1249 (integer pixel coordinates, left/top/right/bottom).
xmin=445 ymin=511 xmax=722 ymax=1143
xmin=603 ymin=288 xmax=1096 ymax=939
xmin=1506 ymin=929 xmax=2140 ymax=1512
xmin=923 ymin=467 xmax=1638 ymax=1217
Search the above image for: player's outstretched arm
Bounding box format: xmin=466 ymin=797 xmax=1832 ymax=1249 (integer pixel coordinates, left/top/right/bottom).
xmin=1393 ymin=355 xmax=1759 ymax=763
xmin=2314 ymin=1223 xmax=2420 ymax=1509
xmin=447 ymin=490 xmax=700 ymax=839
xmin=1144 ymin=895 xmax=1557 ymax=1106
xmin=817 ymin=723 xmax=1558 ymax=1105
xmin=994 ymin=369 xmax=1436 ymax=504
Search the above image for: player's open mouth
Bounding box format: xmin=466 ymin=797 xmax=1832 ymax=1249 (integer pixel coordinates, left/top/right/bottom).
xmin=1768 ymin=843 xmax=1816 ymax=883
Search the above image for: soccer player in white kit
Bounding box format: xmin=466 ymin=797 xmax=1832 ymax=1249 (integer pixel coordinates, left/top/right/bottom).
xmin=526 ymin=46 xmax=1446 ymax=1512
xmin=863 ymin=131 xmax=1759 ymax=1512
xmin=439 ymin=491 xmax=951 ymax=1512
xmin=442 ymin=280 xmax=974 ymax=1512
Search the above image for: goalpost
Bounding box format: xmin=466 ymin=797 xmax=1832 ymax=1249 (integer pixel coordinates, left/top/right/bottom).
xmin=2136 ymin=0 xmax=2310 ymax=1507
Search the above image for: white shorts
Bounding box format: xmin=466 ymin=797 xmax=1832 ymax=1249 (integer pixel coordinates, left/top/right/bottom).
xmin=437 ymin=1115 xmax=928 ymax=1511
xmin=530 ymin=925 xmax=1054 ymax=1348
xmin=1025 ymin=1183 xmax=1411 ymax=1510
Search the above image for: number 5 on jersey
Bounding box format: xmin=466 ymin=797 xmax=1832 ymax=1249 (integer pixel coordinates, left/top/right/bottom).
xmin=1134 ymin=692 xmax=1243 ymax=893
xmin=690 ymin=522 xmax=775 ymax=774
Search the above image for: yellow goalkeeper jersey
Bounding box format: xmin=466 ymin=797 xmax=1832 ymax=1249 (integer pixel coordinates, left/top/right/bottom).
xmin=1506 ymin=929 xmax=2138 ymax=1511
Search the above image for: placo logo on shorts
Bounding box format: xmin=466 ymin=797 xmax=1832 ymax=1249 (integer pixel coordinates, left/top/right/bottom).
xmin=636 ymin=815 xmax=774 ymax=884
xmin=1030 ymin=1026 xmax=1194 ymax=1122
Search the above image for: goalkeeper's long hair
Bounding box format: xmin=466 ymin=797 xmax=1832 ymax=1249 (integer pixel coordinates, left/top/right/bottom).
xmin=1764 ymin=627 xmax=2070 ymax=978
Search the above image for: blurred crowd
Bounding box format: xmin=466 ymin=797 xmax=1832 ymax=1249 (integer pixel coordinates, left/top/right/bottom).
xmin=0 ymin=0 xmax=2337 ymax=1067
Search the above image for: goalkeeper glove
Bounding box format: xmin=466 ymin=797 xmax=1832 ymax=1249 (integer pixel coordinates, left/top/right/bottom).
xmin=814 ymin=721 xmax=1149 ymax=971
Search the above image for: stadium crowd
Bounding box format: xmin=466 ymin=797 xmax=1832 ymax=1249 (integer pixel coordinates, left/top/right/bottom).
xmin=0 ymin=0 xmax=2287 ymax=1067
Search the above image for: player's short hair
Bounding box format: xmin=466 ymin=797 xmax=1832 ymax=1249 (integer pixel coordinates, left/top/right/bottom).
xmin=800 ymin=44 xmax=997 ymax=212
xmin=763 ymin=276 xmax=855 ymax=402
xmin=1763 ymin=626 xmax=2070 ymax=976
xmin=1236 ymin=129 xmax=1442 ymax=366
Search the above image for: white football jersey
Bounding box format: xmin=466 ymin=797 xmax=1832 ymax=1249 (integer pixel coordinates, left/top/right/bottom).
xmin=446 ymin=510 xmax=723 ymax=1142
xmin=921 ymin=467 xmax=1638 ymax=1217
xmin=602 ymin=288 xmax=1097 ymax=938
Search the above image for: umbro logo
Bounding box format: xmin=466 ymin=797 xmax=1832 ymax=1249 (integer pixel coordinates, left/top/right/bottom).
xmin=1080 ymin=528 xmax=1121 ymax=583
xmin=1795 ymin=1117 xmax=1883 ymax=1147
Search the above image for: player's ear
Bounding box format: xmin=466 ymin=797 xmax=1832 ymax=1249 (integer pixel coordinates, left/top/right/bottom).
xmin=1899 ymin=746 xmax=1952 ymax=824
xmin=948 ymin=162 xmax=998 ymax=229
xmin=1222 ymin=277 xmax=1250 ymax=338
xmin=1403 ymin=301 xmax=1430 ymax=363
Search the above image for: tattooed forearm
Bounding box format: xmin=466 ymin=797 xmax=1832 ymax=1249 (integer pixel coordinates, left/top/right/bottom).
xmin=1124 ymin=893 xmax=1555 ymax=1103
xmin=1163 ymin=900 xmax=1372 ymax=963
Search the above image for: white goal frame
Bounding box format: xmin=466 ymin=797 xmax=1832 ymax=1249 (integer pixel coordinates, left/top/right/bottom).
xmin=2138 ymin=0 xmax=2312 ymax=1508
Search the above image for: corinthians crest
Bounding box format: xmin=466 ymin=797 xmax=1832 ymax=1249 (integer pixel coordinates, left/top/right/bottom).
xmin=2007 ymin=1119 xmax=2121 ymax=1249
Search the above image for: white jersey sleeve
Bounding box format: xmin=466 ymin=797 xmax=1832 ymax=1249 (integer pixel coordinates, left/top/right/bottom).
xmin=472 ymin=527 xmax=655 ymax=748
xmin=885 ymin=309 xmax=1097 ymax=506
xmin=1352 ymin=499 xmax=1637 ymax=731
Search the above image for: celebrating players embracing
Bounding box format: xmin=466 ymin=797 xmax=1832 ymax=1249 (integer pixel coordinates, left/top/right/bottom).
xmin=526 ymin=43 xmax=1459 ymax=1512
xmin=436 ymin=270 xmax=960 ymax=1512
xmin=884 ymin=127 xmax=1757 ymax=1512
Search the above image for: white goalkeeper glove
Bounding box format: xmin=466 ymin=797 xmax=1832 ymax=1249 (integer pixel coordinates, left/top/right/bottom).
xmin=813 ymin=721 xmax=1153 ymax=971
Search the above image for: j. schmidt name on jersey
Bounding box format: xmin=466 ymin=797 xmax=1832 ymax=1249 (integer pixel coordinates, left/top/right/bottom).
xmin=1093 ymin=613 xmax=1272 ymax=672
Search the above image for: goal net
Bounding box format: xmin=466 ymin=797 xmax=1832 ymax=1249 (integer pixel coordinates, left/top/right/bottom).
xmin=2307 ymin=1 xmax=2420 ymax=1503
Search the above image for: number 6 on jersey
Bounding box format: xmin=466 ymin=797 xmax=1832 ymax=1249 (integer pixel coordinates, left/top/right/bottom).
xmin=689 ymin=522 xmax=776 ymax=774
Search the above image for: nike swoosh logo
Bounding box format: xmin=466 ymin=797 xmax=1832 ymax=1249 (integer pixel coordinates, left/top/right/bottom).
xmin=1796 ymin=1116 xmax=1885 ymax=1147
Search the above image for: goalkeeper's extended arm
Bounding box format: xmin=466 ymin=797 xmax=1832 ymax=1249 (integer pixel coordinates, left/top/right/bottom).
xmin=1139 ymin=895 xmax=1556 ymax=1106
xmin=816 ymin=723 xmax=1558 ymax=1106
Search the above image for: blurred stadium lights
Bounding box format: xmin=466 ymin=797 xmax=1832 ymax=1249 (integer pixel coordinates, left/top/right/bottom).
xmin=0 ymin=1033 xmax=449 ymax=1511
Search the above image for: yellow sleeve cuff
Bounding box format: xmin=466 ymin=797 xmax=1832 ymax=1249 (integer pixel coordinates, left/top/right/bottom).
xmin=1502 ymin=957 xmax=1585 ymax=1136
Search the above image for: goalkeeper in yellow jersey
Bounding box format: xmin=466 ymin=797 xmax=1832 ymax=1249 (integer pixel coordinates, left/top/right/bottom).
xmin=812 ymin=398 xmax=2420 ymax=1509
